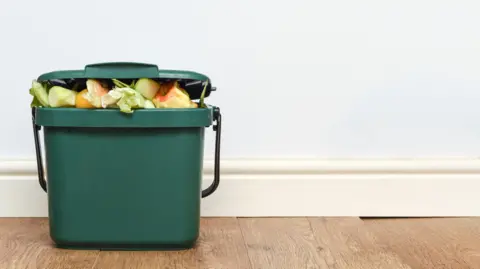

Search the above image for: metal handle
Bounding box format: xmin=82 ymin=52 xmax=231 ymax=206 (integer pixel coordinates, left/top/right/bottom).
xmin=32 ymin=107 xmax=47 ymax=192
xmin=202 ymin=107 xmax=222 ymax=198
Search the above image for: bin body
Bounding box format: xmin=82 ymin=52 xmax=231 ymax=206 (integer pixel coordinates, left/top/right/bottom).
xmin=36 ymin=108 xmax=213 ymax=249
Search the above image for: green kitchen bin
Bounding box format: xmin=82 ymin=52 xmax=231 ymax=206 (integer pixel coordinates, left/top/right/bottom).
xmin=31 ymin=62 xmax=222 ymax=250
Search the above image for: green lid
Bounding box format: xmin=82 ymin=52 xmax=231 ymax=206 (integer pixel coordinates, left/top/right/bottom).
xmin=37 ymin=62 xmax=214 ymax=99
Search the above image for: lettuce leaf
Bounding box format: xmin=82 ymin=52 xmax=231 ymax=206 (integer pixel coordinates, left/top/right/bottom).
xmin=29 ymin=80 xmax=49 ymax=107
xmin=30 ymin=95 xmax=42 ymax=107
xmin=112 ymin=79 xmax=130 ymax=88
xmin=110 ymin=87 xmax=146 ymax=113
xmin=101 ymin=89 xmax=123 ymax=108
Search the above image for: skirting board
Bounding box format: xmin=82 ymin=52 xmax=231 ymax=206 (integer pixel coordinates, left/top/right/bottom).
xmin=2 ymin=158 xmax=480 ymax=217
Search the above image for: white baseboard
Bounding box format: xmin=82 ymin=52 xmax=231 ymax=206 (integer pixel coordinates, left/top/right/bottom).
xmin=2 ymin=158 xmax=480 ymax=217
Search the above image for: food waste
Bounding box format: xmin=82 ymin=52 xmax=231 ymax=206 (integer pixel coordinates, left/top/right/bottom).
xmin=30 ymin=78 xmax=207 ymax=113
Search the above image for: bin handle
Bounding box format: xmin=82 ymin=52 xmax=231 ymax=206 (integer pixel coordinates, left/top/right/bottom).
xmin=32 ymin=107 xmax=47 ymax=193
xmin=32 ymin=106 xmax=222 ymax=196
xmin=202 ymin=107 xmax=222 ymax=198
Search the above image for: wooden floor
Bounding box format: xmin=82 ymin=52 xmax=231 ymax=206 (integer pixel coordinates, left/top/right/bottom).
xmin=1 ymin=218 xmax=480 ymax=269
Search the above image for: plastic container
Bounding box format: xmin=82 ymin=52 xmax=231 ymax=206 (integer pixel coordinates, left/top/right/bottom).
xmin=31 ymin=62 xmax=222 ymax=250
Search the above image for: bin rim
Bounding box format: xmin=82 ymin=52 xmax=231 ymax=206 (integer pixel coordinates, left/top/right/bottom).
xmin=34 ymin=106 xmax=214 ymax=128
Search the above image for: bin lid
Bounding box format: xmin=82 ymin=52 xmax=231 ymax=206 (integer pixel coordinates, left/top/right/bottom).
xmin=36 ymin=62 xmax=214 ymax=99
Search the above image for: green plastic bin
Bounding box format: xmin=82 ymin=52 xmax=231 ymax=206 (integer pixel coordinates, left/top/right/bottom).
xmin=31 ymin=62 xmax=222 ymax=250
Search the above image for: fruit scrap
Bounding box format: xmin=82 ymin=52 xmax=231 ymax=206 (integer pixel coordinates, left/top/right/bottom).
xmin=30 ymin=77 xmax=204 ymax=113
xmin=153 ymin=81 xmax=198 ymax=108
xmin=48 ymin=86 xmax=77 ymax=107
xmin=76 ymin=89 xmax=95 ymax=108
xmin=134 ymin=78 xmax=161 ymax=100
xmin=85 ymin=79 xmax=109 ymax=108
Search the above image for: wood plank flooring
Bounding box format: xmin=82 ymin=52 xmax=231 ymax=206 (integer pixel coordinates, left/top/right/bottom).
xmin=1 ymin=217 xmax=480 ymax=269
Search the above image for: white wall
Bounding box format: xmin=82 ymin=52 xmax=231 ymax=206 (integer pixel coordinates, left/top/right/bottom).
xmin=1 ymin=0 xmax=480 ymax=159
